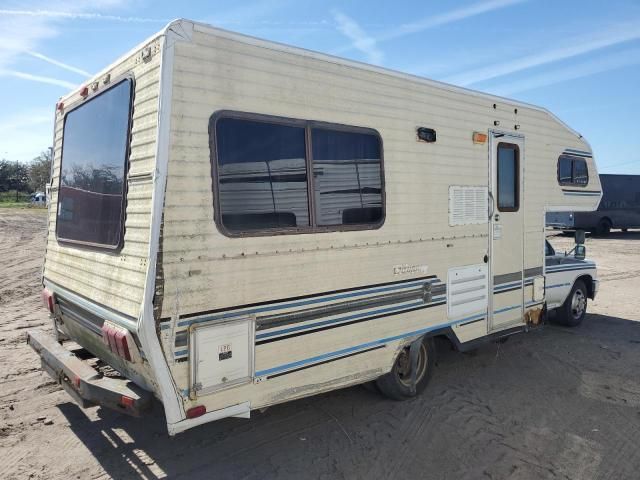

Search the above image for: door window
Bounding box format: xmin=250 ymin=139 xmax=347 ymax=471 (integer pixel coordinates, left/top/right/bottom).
xmin=497 ymin=142 xmax=519 ymax=212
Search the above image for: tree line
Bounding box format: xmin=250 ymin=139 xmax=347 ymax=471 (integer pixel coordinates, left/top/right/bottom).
xmin=0 ymin=148 xmax=53 ymax=196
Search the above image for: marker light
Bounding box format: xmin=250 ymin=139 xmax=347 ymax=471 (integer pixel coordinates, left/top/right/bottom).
xmin=473 ymin=132 xmax=488 ymax=144
xmin=186 ymin=405 xmax=206 ymax=419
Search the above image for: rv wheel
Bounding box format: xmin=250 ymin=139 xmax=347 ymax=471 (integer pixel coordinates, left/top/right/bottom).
xmin=594 ymin=218 xmax=611 ymax=236
xmin=558 ymin=280 xmax=587 ymax=327
xmin=376 ymin=337 xmax=435 ymax=400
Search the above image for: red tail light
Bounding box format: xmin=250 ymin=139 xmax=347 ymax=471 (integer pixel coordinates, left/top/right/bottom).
xmin=101 ymin=323 xmax=132 ymax=361
xmin=186 ymin=405 xmax=206 ymax=419
xmin=41 ymin=288 xmax=55 ymax=313
xmin=120 ymin=395 xmax=135 ymax=408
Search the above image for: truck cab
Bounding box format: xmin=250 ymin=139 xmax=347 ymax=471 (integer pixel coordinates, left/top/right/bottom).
xmin=545 ymin=236 xmax=598 ymax=326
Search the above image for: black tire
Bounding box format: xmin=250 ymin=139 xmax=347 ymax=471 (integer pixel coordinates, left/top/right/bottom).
xmin=376 ymin=337 xmax=435 ymax=401
xmin=557 ymin=279 xmax=588 ymax=327
xmin=594 ymin=218 xmax=611 ymax=236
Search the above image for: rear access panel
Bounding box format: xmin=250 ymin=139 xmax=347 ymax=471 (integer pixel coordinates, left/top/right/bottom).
xmin=189 ymin=317 xmax=255 ymax=399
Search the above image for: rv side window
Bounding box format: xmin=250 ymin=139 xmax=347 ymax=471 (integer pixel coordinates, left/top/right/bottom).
xmin=56 ymin=78 xmax=133 ymax=249
xmin=212 ymin=112 xmax=384 ymax=235
xmin=497 ymin=143 xmax=519 ymax=212
xmin=215 ymin=118 xmax=309 ymax=233
xmin=557 ymin=155 xmax=588 ymax=186
xmin=311 ymin=128 xmax=382 ymax=226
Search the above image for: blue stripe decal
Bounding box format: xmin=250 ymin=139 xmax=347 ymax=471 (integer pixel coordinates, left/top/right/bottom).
xmin=177 ymin=279 xmax=440 ymax=328
xmin=255 ymin=298 xmax=443 ymax=340
xmin=563 ymin=192 xmax=600 ymax=196
xmin=525 ymin=300 xmax=544 ymax=307
xmin=564 ymin=148 xmax=593 ymax=157
xmin=547 ymin=283 xmax=571 ymax=289
xmin=546 ymin=266 xmax=595 ymax=273
xmin=255 ymin=311 xmax=487 ymax=378
xmin=493 ymin=304 xmax=521 ymax=314
xmin=175 ymin=349 xmax=188 ymax=357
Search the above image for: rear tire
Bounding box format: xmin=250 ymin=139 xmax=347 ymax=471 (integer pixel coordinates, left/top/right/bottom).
xmin=594 ymin=218 xmax=611 ymax=236
xmin=557 ymin=280 xmax=588 ymax=327
xmin=376 ymin=337 xmax=435 ymax=401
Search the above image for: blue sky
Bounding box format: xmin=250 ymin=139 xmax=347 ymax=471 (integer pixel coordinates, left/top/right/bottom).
xmin=0 ymin=0 xmax=639 ymax=173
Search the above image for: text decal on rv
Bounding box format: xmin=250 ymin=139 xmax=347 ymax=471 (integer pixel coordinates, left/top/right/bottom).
xmin=56 ymin=77 xmax=134 ymax=249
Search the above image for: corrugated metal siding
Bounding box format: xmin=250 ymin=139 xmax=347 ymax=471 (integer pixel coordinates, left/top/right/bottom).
xmin=44 ymin=38 xmax=163 ymax=319
xmin=159 ymin=27 xmax=598 ymax=320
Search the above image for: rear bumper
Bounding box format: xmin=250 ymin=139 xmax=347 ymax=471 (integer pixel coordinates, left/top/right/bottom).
xmin=27 ymin=329 xmax=152 ymax=417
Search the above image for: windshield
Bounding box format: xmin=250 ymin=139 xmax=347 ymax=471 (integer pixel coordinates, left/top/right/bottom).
xmin=56 ymin=79 xmax=133 ymax=248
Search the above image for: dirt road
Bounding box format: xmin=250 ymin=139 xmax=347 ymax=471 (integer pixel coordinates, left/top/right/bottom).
xmin=1 ymin=209 xmax=639 ymax=479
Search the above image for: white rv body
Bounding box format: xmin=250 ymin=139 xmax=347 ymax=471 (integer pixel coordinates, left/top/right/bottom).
xmin=34 ymin=19 xmax=601 ymax=434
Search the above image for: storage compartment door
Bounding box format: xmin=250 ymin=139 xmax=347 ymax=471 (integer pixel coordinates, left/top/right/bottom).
xmin=189 ymin=317 xmax=255 ymax=398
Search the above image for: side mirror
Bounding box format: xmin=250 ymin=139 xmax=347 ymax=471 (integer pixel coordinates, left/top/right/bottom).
xmin=575 ymin=229 xmax=586 ymax=245
xmin=574 ymin=244 xmax=586 ymax=260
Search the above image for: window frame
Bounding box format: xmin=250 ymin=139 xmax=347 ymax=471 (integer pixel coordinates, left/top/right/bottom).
xmin=209 ymin=110 xmax=385 ymax=237
xmin=496 ymin=142 xmax=520 ymax=213
xmin=55 ymin=75 xmax=135 ymax=251
xmin=557 ymin=154 xmax=589 ymax=187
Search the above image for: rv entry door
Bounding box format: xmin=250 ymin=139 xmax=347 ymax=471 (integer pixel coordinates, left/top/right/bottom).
xmin=489 ymin=132 xmax=524 ymax=332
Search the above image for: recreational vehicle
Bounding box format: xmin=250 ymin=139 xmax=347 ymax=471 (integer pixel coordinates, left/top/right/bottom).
xmin=547 ymin=173 xmax=640 ymax=235
xmin=28 ymin=19 xmax=601 ymax=435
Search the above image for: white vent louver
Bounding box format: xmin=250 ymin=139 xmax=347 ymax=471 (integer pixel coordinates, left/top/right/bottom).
xmin=447 ymin=264 xmax=488 ymax=319
xmin=449 ymin=186 xmax=488 ymax=226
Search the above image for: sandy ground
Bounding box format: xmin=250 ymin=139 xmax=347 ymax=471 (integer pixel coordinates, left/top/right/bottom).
xmin=1 ymin=209 xmax=639 ymax=480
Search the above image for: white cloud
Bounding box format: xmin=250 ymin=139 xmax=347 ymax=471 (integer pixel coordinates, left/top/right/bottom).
xmin=333 ymin=0 xmax=526 ymax=56
xmin=488 ymin=47 xmax=640 ymax=96
xmin=380 ymin=0 xmax=527 ymax=42
xmin=0 ymin=9 xmax=165 ymax=23
xmin=26 ymin=51 xmax=91 ymax=77
xmin=0 ymin=69 xmax=77 ymax=88
xmin=332 ymin=9 xmax=383 ymax=64
xmin=444 ymin=21 xmax=640 ymax=87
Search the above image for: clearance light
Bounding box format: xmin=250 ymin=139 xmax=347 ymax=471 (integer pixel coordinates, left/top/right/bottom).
xmin=80 ymin=86 xmax=89 ymax=98
xmin=186 ymin=405 xmax=206 ymax=419
xmin=473 ymin=132 xmax=487 ymax=144
xmin=41 ymin=288 xmax=55 ymax=313
xmin=56 ymin=102 xmax=64 ymax=112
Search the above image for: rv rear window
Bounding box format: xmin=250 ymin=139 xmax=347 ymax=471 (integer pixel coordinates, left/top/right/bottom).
xmin=56 ymin=78 xmax=133 ymax=249
xmin=211 ymin=112 xmax=384 ymax=235
xmin=557 ymin=155 xmax=588 ymax=186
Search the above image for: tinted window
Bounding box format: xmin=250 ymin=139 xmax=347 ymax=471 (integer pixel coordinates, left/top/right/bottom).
xmin=573 ymin=158 xmax=588 ymax=185
xmin=558 ymin=154 xmax=588 ymax=186
xmin=216 ymin=118 xmax=309 ymax=233
xmin=56 ymin=79 xmax=132 ymax=248
xmin=497 ymin=143 xmax=519 ymax=211
xmin=558 ymin=157 xmax=573 ymax=184
xmin=311 ymin=129 xmax=382 ymax=225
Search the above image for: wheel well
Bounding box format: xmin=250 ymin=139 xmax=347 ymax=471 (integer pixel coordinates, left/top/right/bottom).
xmin=576 ymin=274 xmax=594 ymax=299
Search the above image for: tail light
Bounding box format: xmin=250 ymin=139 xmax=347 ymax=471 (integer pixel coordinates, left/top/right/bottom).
xmin=186 ymin=405 xmax=206 ymax=419
xmin=41 ymin=288 xmax=55 ymax=313
xmin=101 ymin=323 xmax=132 ymax=361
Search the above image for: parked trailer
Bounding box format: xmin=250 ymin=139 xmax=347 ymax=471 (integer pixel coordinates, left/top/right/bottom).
xmin=547 ymin=174 xmax=640 ymax=235
xmin=29 ymin=19 xmax=601 ymax=435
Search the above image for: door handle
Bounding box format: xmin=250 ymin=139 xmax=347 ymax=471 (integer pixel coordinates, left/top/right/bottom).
xmin=488 ymin=191 xmax=495 ymax=219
